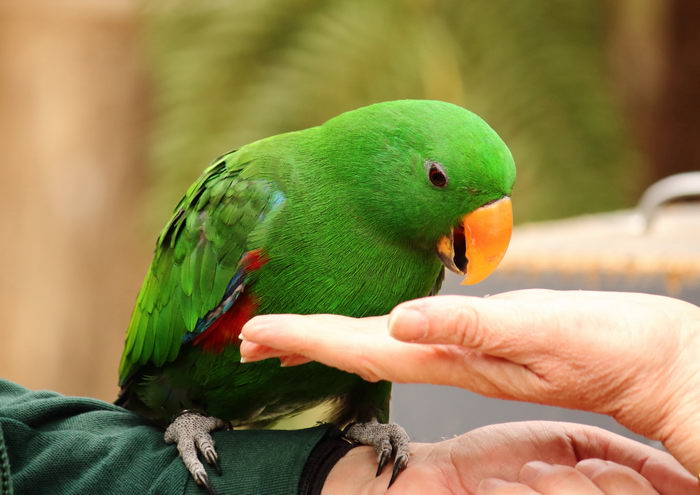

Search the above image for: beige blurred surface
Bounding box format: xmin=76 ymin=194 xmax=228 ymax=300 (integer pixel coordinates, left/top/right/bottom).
xmin=501 ymin=203 xmax=700 ymax=279
xmin=0 ymin=1 xmax=150 ymax=401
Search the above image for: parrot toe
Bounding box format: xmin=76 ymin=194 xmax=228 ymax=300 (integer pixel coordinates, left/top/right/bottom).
xmin=345 ymin=420 xmax=411 ymax=488
xmin=164 ymin=411 xmax=227 ymax=494
xmin=376 ymin=448 xmax=391 ymax=477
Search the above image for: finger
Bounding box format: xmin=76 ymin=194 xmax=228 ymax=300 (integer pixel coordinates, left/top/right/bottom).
xmin=576 ymin=459 xmax=659 ymax=494
xmin=476 ymin=478 xmax=542 ymax=495
xmin=240 ymin=313 xmax=421 ymax=382
xmin=241 ymin=314 xmax=389 ymax=358
xmin=388 ymin=295 xmax=569 ymax=359
xmin=239 ymin=341 xmax=289 ymax=362
xmin=519 ymin=461 xmax=605 ymax=494
xmin=238 ymin=341 xmax=312 ymax=367
xmin=388 ymin=291 xmax=654 ymax=364
xmin=449 ymin=421 xmax=696 ymax=493
xmin=558 ymin=423 xmax=698 ymax=494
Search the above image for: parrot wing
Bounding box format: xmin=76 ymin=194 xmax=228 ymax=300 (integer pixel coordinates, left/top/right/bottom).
xmin=118 ymin=153 xmax=281 ymax=384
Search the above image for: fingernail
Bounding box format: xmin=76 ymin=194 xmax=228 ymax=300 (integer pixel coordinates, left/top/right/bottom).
xmin=519 ymin=461 xmax=549 ymax=484
xmin=240 ymin=354 xmax=264 ymax=364
xmin=388 ymin=308 xmax=429 ymax=341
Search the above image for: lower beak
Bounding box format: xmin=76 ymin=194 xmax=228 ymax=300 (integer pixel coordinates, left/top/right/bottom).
xmin=436 ymin=197 xmax=513 ymax=285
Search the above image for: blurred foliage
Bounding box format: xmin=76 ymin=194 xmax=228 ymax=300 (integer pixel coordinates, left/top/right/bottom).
xmin=144 ymin=0 xmax=640 ymax=225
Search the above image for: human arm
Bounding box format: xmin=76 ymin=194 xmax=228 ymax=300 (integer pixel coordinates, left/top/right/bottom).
xmin=239 ymin=289 xmax=700 ymax=476
xmin=0 ymin=378 xmax=338 ymax=495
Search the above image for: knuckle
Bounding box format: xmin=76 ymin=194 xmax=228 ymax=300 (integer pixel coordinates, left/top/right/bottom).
xmin=447 ymin=305 xmax=483 ymax=348
xmin=351 ymin=352 xmax=382 ymax=382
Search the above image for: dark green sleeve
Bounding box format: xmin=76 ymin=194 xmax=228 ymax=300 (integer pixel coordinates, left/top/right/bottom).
xmin=0 ymin=379 xmax=334 ymax=495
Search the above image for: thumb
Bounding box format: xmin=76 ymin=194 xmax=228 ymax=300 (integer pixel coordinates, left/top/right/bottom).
xmin=388 ymin=295 xmax=554 ymax=358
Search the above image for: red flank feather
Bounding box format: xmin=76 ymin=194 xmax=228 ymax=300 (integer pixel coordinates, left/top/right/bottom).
xmin=193 ymin=293 xmax=258 ymax=352
xmin=241 ymin=249 xmax=269 ymax=272
xmin=192 ymin=249 xmax=268 ymax=352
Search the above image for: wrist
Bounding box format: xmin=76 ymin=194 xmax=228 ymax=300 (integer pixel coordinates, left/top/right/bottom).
xmin=299 ymin=425 xmax=361 ymax=495
xmin=322 ymin=446 xmax=379 ymax=495
xmin=658 ymin=402 xmax=700 ymax=477
xmin=656 ymin=367 xmax=700 ymax=475
xmin=650 ymin=310 xmax=700 ymax=475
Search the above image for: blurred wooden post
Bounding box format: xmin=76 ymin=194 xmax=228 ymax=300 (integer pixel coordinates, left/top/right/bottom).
xmin=608 ymin=0 xmax=700 ymax=185
xmin=0 ymin=0 xmax=150 ymax=400
xmin=646 ymin=0 xmax=700 ymax=181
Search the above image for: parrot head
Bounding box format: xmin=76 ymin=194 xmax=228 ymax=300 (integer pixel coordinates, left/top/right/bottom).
xmin=319 ymin=99 xmax=515 ymax=285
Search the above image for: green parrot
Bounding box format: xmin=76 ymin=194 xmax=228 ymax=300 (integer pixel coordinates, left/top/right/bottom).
xmin=116 ymin=99 xmax=515 ymax=492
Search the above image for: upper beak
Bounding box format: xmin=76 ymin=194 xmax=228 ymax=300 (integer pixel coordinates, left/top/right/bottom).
xmin=436 ymin=197 xmax=513 ymax=285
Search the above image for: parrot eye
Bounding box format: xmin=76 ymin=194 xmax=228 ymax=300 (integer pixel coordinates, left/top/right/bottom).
xmin=426 ymin=161 xmax=448 ymax=188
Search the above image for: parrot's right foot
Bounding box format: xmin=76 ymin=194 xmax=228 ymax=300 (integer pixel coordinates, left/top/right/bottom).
xmin=345 ymin=420 xmax=410 ymax=488
xmin=164 ymin=410 xmax=227 ymax=495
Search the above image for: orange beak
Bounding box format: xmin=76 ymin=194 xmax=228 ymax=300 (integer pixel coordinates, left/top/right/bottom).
xmin=436 ymin=197 xmax=513 ymax=285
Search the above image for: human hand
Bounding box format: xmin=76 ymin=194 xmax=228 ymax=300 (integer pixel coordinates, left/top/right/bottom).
xmin=239 ymin=290 xmax=700 ymax=474
xmin=324 ymin=421 xmax=695 ymax=494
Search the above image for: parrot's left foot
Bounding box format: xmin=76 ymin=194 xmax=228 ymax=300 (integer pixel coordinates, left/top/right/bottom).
xmin=345 ymin=420 xmax=410 ymax=487
xmin=164 ymin=410 xmax=227 ymax=495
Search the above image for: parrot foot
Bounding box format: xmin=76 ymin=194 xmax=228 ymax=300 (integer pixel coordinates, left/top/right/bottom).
xmin=345 ymin=420 xmax=410 ymax=488
xmin=164 ymin=410 xmax=227 ymax=495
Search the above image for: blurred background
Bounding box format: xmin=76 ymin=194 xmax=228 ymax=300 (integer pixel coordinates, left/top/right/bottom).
xmin=1 ymin=0 xmax=699 ymax=443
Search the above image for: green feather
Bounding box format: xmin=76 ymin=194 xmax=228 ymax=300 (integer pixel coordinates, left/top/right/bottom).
xmin=122 ymin=307 xmax=140 ymax=359
xmin=166 ymin=312 xmax=182 ymax=362
xmin=173 ymin=235 xmax=188 ymax=261
xmin=141 ymin=308 xmax=157 ymax=365
xmin=179 ymin=250 xmax=195 ymax=297
xmin=220 ymin=202 xmax=240 ymax=226
xmin=190 ymin=243 xmax=205 ymax=312
xmin=129 ymin=309 xmax=145 ymax=369
xmin=151 ymin=308 xmax=164 ymax=366
xmin=165 ymin=262 xmax=180 ymax=301
xmin=200 ymin=241 xmax=217 ymax=308
xmin=180 ymin=293 xmax=195 ymax=332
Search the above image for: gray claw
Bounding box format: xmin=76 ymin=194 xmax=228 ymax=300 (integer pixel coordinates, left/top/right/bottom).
xmin=202 ymin=477 xmax=217 ymax=495
xmin=192 ymin=469 xmax=216 ymax=495
xmin=211 ymin=457 xmax=222 ymax=476
xmin=376 ymin=448 xmax=391 ymax=476
xmin=200 ymin=439 xmax=220 ymax=473
xmin=389 ymin=453 xmax=408 ymax=487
